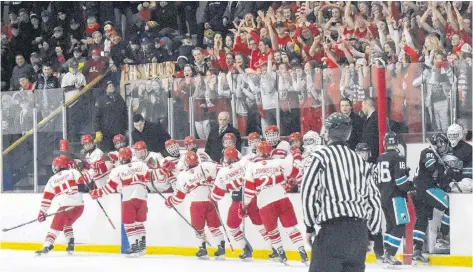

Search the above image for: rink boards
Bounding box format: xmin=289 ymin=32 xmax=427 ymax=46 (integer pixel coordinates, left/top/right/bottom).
xmin=0 ymin=192 xmax=471 ymax=267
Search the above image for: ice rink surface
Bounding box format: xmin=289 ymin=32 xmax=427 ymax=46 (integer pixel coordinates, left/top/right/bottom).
xmin=0 ymin=250 xmax=471 ymax=272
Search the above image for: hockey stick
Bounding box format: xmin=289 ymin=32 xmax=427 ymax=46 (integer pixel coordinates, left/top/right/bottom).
xmin=2 ymin=207 xmax=74 ymax=232
xmin=426 ymin=139 xmax=463 ymax=193
xmin=149 ymin=171 xmax=212 ymax=247
xmin=240 ymin=178 xmax=254 ymax=252
xmin=72 ymin=163 xmax=116 ymax=230
xmin=199 ymin=165 xmax=235 ymax=252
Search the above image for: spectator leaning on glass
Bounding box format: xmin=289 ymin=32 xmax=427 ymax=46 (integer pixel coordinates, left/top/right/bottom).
xmin=340 ymin=98 xmax=363 ymax=151
xmin=205 ymin=111 xmax=241 ymax=162
xmin=132 ymin=114 xmax=171 ymax=155
xmin=94 ymin=81 xmax=127 ymax=152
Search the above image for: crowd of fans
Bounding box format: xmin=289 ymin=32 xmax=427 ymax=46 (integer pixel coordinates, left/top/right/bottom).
xmin=1 ymin=1 xmax=472 ymax=142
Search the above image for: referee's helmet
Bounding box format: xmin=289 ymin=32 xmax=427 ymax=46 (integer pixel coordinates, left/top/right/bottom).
xmin=324 ymin=112 xmax=352 ymax=142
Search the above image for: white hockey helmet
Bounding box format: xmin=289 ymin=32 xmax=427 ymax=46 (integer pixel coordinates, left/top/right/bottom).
xmin=303 ymin=130 xmax=322 ymax=146
xmin=447 ymin=123 xmax=463 ymax=148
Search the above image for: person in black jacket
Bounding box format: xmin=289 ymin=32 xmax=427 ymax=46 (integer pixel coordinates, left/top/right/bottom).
xmin=361 ymin=97 xmax=379 ymax=163
xmin=205 ymin=111 xmax=241 ymax=162
xmin=132 ymin=114 xmax=171 ymax=154
xmin=94 ymin=81 xmax=127 ymax=152
xmin=340 ymin=98 xmax=363 ymax=151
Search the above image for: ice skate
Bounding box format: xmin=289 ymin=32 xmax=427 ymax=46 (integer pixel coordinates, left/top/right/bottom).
xmin=213 ymin=241 xmax=226 ymax=260
xmin=375 ymin=253 xmax=384 ymax=265
xmin=66 ymin=238 xmax=75 ymax=255
xmin=298 ymin=246 xmax=309 ymax=266
xmin=276 ymin=247 xmax=288 ymax=265
xmin=196 ymin=243 xmax=209 ymax=260
xmin=138 ymin=236 xmax=146 ymax=256
xmin=125 ymin=240 xmax=140 ymax=258
xmin=35 ymin=245 xmax=54 ymax=256
xmin=268 ymin=247 xmax=279 ymax=261
xmin=383 ymin=253 xmax=402 ymax=269
xmin=239 ymin=243 xmax=253 ymax=260
xmin=412 ymin=249 xmax=429 ymax=265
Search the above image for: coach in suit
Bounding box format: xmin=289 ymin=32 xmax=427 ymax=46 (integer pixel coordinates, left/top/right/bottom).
xmin=361 ymin=97 xmax=379 ymax=163
xmin=205 ymin=111 xmax=241 ymax=162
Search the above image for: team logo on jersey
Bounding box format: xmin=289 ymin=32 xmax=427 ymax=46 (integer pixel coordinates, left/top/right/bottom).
xmin=262 ymin=161 xmax=267 ymax=165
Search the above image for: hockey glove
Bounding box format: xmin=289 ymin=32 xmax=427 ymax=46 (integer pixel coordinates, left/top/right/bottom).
xmin=238 ymin=203 xmax=248 ymax=219
xmin=164 ymin=196 xmax=174 ymax=209
xmin=37 ymin=210 xmax=46 ymax=223
xmin=89 ymin=189 xmax=103 ymax=200
xmin=161 ymin=160 xmax=176 ymax=174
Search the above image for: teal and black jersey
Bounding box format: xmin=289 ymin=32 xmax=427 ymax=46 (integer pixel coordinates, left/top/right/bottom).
xmin=415 ymin=148 xmax=450 ymax=191
xmin=377 ymin=150 xmax=409 ymax=205
xmin=451 ymin=140 xmax=472 ymax=179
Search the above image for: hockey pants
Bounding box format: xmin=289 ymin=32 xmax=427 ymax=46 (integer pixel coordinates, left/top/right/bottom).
xmin=413 ymin=188 xmax=450 ymax=251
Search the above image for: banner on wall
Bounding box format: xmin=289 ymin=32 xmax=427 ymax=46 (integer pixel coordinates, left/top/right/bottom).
xmin=120 ymin=62 xmax=176 ymax=96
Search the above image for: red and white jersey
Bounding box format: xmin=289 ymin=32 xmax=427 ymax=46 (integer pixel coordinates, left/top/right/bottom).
xmin=101 ymin=161 xmax=150 ymax=201
xmin=211 ymin=160 xmax=246 ymax=201
xmin=148 ymin=167 xmax=173 ymax=193
xmin=84 ymin=148 xmax=104 ymax=164
xmin=271 ymin=140 xmax=291 ymax=159
xmin=240 ymin=152 xmax=257 ymax=167
xmin=160 ymin=155 xmax=183 ymax=188
xmin=244 ymin=154 xmax=298 ymax=208
xmin=108 ymin=151 xmax=119 ymax=163
xmin=302 ymin=144 xmax=323 ymax=159
xmin=289 ymin=148 xmax=304 ymax=187
xmin=40 ymin=169 xmax=86 ymax=212
xmin=87 ymin=160 xmax=113 ymax=188
xmin=169 ymin=162 xmax=220 ymax=205
xmin=133 ymin=151 xmax=164 ymax=169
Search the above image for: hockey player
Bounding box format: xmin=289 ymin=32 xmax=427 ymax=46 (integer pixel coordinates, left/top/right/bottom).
xmin=90 ymin=147 xmax=150 ymax=257
xmin=302 ymin=130 xmax=323 ymax=159
xmin=356 ymin=143 xmax=384 ymax=263
xmin=108 ymin=134 xmax=126 ymax=163
xmin=133 ymin=141 xmax=164 ymax=169
xmin=35 ymin=156 xmax=90 ymax=255
xmin=412 ymin=133 xmax=456 ymax=263
xmin=183 ymin=136 xmax=212 ymax=162
xmin=220 ymin=133 xmax=242 ymax=165
xmin=210 ymin=147 xmax=274 ymax=260
xmin=80 ymin=134 xmax=112 ymax=188
xmin=376 ymin=132 xmax=412 ymax=266
xmin=81 ymin=134 xmax=104 ymax=163
xmin=264 ymin=125 xmax=290 ymax=159
xmin=286 ymin=132 xmax=304 ymax=192
xmin=161 ymin=139 xmax=184 ymax=188
xmin=447 ymin=124 xmax=472 ymax=191
xmin=243 ymin=141 xmax=308 ymax=265
xmin=240 ymin=132 xmax=261 ymax=164
xmin=164 ymin=152 xmax=225 ymax=260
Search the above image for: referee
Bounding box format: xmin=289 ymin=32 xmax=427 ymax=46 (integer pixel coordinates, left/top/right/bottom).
xmin=301 ymin=112 xmax=382 ymax=272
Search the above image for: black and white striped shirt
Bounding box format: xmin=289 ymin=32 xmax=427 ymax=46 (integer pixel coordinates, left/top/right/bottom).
xmin=301 ymin=142 xmax=382 ymax=233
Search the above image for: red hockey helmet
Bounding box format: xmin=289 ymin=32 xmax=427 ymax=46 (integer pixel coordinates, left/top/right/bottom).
xmin=289 ymin=132 xmax=302 ymax=148
xmin=247 ymin=132 xmax=261 ymax=149
xmin=264 ymin=125 xmax=280 ymax=146
xmin=81 ymin=134 xmax=94 ymax=144
xmin=185 ymin=151 xmax=199 ymax=168
xmin=113 ymin=134 xmax=125 ymax=149
xmin=223 ymin=133 xmax=236 ymax=148
xmin=184 ymin=136 xmax=197 ymax=151
xmin=52 ymin=155 xmax=70 ymax=173
xmin=165 ymin=139 xmax=180 ymax=157
xmin=224 ymin=147 xmax=239 ymax=163
xmin=133 ymin=141 xmax=148 ymax=160
xmin=118 ymin=147 xmax=133 ymax=163
xmin=256 ymin=141 xmax=272 ymax=157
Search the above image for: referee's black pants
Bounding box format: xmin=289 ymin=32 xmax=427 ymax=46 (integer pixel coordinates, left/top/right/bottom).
xmin=309 ymin=217 xmax=368 ymax=272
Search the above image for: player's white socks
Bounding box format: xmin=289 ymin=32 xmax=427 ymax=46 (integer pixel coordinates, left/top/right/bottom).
xmin=256 ymin=225 xmax=273 ymax=249
xmin=124 ymin=223 xmax=138 ymax=245
xmin=63 ymin=225 xmax=74 ymax=240
xmin=287 ymin=227 xmax=304 ymax=248
xmin=135 ymin=222 xmax=146 ymax=240
xmin=44 ymin=230 xmax=59 ymax=247
xmin=267 ymin=229 xmax=283 ymax=249
xmin=229 ymin=228 xmax=246 ymax=248
xmin=209 ymin=227 xmax=224 ymax=242
xmin=195 ymin=228 xmax=208 ymax=245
